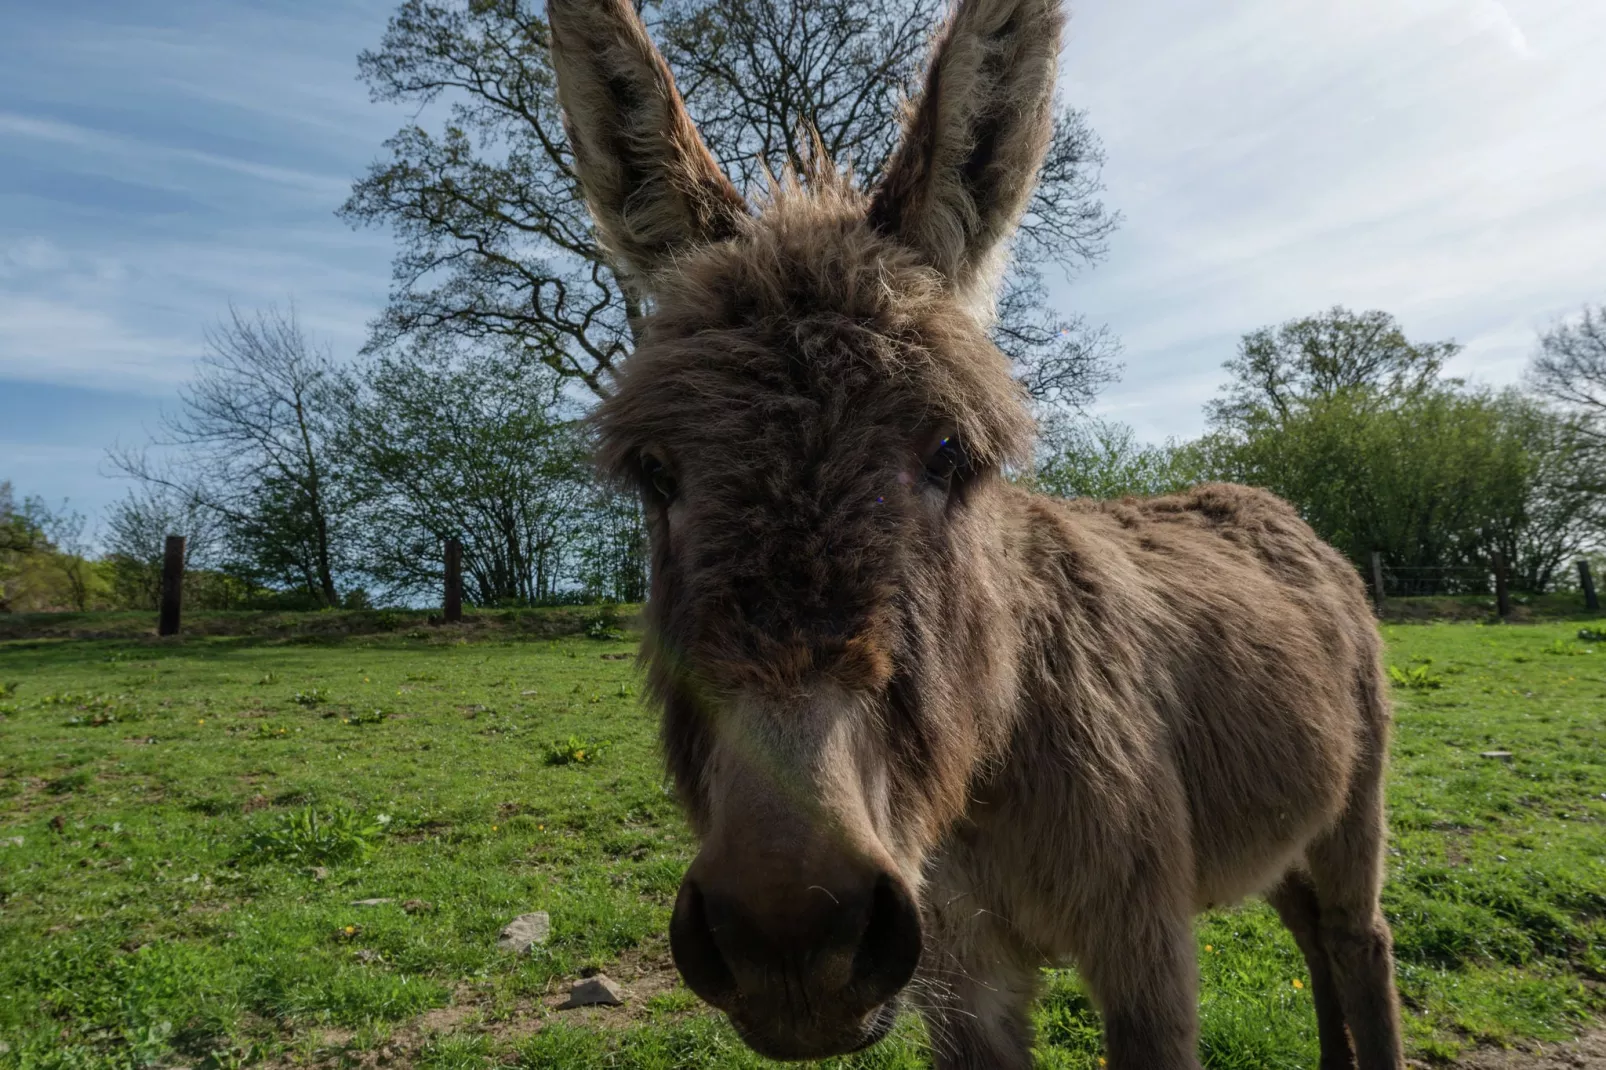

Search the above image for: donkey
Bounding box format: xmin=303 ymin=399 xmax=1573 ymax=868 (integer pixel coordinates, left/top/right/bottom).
xmin=548 ymin=0 xmax=1405 ymax=1065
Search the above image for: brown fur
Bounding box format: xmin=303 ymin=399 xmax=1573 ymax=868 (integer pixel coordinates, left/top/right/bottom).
xmin=548 ymin=0 xmax=1404 ymax=1065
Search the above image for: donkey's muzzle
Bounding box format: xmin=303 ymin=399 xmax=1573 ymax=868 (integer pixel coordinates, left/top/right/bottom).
xmin=669 ymin=862 xmax=921 ymax=1060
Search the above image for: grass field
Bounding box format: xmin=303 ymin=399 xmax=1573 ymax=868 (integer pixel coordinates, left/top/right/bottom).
xmin=1 ymin=613 xmax=1602 ymax=1069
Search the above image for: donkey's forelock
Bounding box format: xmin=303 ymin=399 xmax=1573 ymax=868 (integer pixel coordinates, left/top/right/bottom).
xmin=594 ymin=181 xmax=1037 ymax=486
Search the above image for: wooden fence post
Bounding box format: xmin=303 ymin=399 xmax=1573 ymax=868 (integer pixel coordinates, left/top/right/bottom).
xmin=158 ymin=534 xmax=185 ymax=637
xmin=1492 ymin=551 xmax=1511 ymax=620
xmin=444 ymin=538 xmax=463 ymax=623
xmin=1369 ymin=552 xmax=1386 ymax=615
xmin=1579 ymin=560 xmax=1600 ymax=612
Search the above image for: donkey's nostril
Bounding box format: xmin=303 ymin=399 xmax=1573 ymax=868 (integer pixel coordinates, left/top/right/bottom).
xmin=848 ymin=874 xmax=922 ymax=1006
xmin=669 ymin=877 xmax=738 ymax=1008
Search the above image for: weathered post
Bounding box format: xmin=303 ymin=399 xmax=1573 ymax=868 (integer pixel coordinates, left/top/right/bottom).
xmin=1579 ymin=560 xmax=1600 ymax=612
xmin=1492 ymin=551 xmax=1511 ymax=620
xmin=1369 ymin=551 xmax=1386 ymax=616
xmin=158 ymin=534 xmax=185 ymax=637
xmin=444 ymin=538 xmax=463 ymax=623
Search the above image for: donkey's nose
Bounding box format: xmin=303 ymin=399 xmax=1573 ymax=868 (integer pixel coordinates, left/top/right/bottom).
xmin=669 ymin=863 xmax=921 ymax=1039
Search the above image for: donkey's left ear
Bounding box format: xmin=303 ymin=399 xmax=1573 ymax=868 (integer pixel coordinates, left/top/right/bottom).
xmin=868 ymin=0 xmax=1062 ymax=300
xmin=548 ymin=0 xmax=748 ymax=289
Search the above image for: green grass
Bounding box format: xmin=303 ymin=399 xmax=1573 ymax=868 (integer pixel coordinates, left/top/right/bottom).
xmin=0 ymin=615 xmax=1602 ymax=1068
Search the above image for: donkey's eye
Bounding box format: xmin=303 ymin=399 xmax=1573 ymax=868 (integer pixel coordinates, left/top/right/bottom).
xmin=641 ymin=454 xmax=677 ymax=501
xmin=922 ymin=435 xmax=966 ymax=485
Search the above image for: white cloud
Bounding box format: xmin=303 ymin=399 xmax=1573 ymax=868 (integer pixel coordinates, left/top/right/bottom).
xmin=1057 ymin=0 xmax=1606 ymax=441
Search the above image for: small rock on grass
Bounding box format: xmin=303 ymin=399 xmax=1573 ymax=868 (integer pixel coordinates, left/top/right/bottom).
xmin=402 ymin=899 xmax=432 ymax=914
xmin=351 ymin=898 xmax=394 ymax=906
xmin=560 ymin=974 xmax=623 ymax=1008
xmin=497 ymin=911 xmax=551 ymax=952
xmin=1480 ymin=750 xmax=1514 ymax=762
xmin=311 ymin=866 xmax=330 ymax=881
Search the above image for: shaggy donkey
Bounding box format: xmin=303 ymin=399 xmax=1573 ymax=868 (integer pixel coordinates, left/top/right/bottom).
xmin=548 ymin=0 xmax=1405 ymax=1065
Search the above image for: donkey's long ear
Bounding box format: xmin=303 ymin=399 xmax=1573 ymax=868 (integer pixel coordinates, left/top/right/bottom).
xmin=548 ymin=0 xmax=748 ymax=287
xmin=869 ymin=0 xmax=1062 ymax=298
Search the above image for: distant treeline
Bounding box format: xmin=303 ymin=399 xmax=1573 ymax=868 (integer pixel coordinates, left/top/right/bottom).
xmin=1033 ymin=305 xmax=1606 ymax=594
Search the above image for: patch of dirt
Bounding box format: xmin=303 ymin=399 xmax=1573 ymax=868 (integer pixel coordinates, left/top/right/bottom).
xmin=531 ymin=944 xmax=685 ymax=1028
xmin=1444 ymin=1029 xmax=1606 ymax=1069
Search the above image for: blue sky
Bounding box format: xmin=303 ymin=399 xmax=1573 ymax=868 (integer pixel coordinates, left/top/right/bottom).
xmin=3 ymin=0 xmax=1604 ymax=532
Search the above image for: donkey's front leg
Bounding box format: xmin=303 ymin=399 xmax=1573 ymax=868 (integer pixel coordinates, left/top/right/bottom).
xmin=914 ymin=949 xmax=1039 ymax=1070
xmin=1076 ymin=908 xmax=1203 ymax=1070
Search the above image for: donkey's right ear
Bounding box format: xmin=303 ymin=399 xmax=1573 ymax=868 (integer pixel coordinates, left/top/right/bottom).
xmin=548 ymin=0 xmax=748 ymax=288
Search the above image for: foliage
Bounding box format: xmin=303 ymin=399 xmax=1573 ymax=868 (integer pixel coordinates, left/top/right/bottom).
xmin=342 ymin=0 xmax=1120 ymax=408
xmin=1033 ymin=415 xmax=1204 ymax=500
xmin=542 ymin=734 xmax=611 ymax=766
xmin=0 ymin=484 xmax=112 ymax=613
xmin=1201 ymin=315 xmax=1598 ymax=589
xmin=1 ymin=622 xmax=1601 ymax=1065
xmin=581 ymin=603 xmax=624 ymax=641
xmin=1206 ymin=306 xmax=1458 ymax=432
xmin=340 ymin=341 xmax=643 ymax=606
xmin=244 ymin=805 xmax=389 ymax=866
xmin=1386 ymin=663 xmax=1443 ymax=690
xmin=100 ymin=482 xmax=255 ymax=611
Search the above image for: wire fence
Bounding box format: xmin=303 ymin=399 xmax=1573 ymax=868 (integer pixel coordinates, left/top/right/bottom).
xmin=1378 ymin=564 xmax=1496 ymax=598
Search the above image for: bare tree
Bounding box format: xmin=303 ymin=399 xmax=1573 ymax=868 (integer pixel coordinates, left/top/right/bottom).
xmin=109 ymin=306 xmax=351 ymax=606
xmin=102 ymin=483 xmax=227 ymax=610
xmin=343 ymin=0 xmax=1120 ymax=406
xmin=1529 ymin=304 xmax=1606 ymax=451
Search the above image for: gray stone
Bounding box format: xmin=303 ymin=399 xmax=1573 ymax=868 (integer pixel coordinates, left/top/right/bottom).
xmin=352 ymin=898 xmax=395 ymax=906
xmin=497 ymin=911 xmax=551 ymax=953
xmin=560 ymin=974 xmax=623 ymax=1008
xmin=1480 ymin=750 xmax=1514 ymax=762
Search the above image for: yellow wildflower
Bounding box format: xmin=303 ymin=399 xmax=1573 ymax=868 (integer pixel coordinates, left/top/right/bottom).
xmin=1204 ymin=944 xmax=1213 ymax=953
xmin=344 ymin=925 xmax=355 ymax=935
xmin=1292 ymin=979 xmax=1304 ymax=990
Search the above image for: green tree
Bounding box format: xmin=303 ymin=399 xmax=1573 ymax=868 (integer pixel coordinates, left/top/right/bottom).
xmin=1207 ymin=306 xmax=1459 ymax=432
xmin=1205 ymin=384 xmax=1591 ymax=591
xmin=1033 ymin=416 xmax=1203 ymax=500
xmin=340 ymin=341 xmax=597 ymax=605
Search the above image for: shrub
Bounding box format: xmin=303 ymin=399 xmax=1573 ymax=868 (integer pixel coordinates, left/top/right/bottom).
xmin=582 ymin=604 xmax=623 ymax=640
